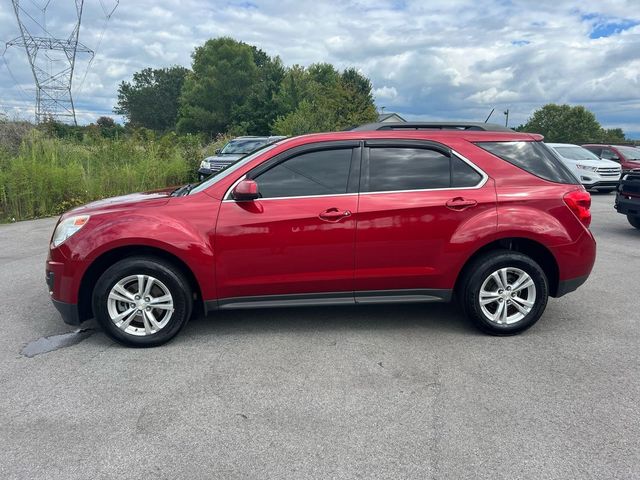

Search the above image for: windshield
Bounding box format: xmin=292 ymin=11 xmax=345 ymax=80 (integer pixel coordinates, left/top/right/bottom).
xmin=553 ymin=146 xmax=600 ymax=161
xmin=189 ymin=142 xmax=281 ymax=195
xmin=617 ymin=146 xmax=640 ymax=160
xmin=220 ymin=138 xmax=268 ymax=155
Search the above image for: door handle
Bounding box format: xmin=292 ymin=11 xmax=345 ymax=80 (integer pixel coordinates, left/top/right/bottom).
xmin=319 ymin=208 xmax=352 ymax=222
xmin=446 ymin=197 xmax=478 ymax=211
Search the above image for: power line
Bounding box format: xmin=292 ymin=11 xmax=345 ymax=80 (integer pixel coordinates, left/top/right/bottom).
xmin=1 ymin=45 xmax=32 ymax=101
xmin=7 ymin=0 xmax=94 ymax=125
xmin=75 ymin=1 xmax=118 ymax=94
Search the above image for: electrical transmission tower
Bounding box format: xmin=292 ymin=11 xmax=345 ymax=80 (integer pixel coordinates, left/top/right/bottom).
xmin=7 ymin=1 xmax=93 ymax=125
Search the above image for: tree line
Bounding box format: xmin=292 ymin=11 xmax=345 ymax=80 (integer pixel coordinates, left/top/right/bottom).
xmin=517 ymin=104 xmax=627 ymax=143
xmin=114 ymin=37 xmax=378 ymax=137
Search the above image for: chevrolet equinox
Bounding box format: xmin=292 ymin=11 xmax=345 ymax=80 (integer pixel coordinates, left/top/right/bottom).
xmin=46 ymin=128 xmax=596 ymax=347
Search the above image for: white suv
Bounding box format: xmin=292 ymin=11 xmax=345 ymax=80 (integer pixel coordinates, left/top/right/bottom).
xmin=546 ymin=143 xmax=621 ymax=193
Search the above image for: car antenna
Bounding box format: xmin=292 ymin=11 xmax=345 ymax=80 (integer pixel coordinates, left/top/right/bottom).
xmin=484 ymin=108 xmax=495 ymax=123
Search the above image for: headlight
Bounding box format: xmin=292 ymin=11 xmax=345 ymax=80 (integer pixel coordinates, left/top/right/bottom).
xmin=576 ymin=164 xmax=598 ymax=172
xmin=200 ymin=160 xmax=208 ymax=168
xmin=52 ymin=215 xmax=90 ymax=247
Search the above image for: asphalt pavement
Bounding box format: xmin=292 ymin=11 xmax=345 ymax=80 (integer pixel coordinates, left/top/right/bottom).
xmin=0 ymin=193 xmax=638 ymax=479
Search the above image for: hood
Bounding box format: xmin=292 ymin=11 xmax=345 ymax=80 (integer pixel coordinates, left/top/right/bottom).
xmin=204 ymin=154 xmax=244 ymax=163
xmin=69 ymin=187 xmax=174 ymax=214
xmin=625 ymin=160 xmax=640 ymax=169
xmin=561 ymin=158 xmax=619 ymax=168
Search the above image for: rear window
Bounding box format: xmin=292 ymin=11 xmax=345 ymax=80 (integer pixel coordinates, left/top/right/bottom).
xmin=476 ymin=141 xmax=579 ymax=184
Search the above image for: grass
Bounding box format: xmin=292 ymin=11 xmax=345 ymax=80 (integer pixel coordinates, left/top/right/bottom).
xmin=0 ymin=130 xmax=230 ymax=222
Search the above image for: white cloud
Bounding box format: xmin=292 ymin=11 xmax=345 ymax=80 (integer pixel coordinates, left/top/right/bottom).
xmin=1 ymin=0 xmax=639 ymax=136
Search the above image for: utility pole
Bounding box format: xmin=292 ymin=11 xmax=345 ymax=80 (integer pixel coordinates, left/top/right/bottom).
xmin=504 ymin=109 xmax=510 ymax=128
xmin=7 ymin=1 xmax=93 ymax=125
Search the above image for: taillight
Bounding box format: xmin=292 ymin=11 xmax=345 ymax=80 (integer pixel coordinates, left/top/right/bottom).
xmin=563 ymin=190 xmax=592 ymax=227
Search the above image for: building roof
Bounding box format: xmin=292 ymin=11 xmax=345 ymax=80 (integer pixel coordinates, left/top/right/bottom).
xmin=377 ymin=113 xmax=406 ymax=122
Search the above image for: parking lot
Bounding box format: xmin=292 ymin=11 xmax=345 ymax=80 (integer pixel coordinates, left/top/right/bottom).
xmin=0 ymin=193 xmax=638 ymax=479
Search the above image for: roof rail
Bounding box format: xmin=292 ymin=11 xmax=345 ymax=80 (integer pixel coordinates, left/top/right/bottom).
xmin=351 ymin=121 xmax=514 ymax=132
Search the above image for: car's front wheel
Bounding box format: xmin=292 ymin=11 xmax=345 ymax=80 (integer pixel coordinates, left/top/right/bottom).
xmin=628 ymin=215 xmax=640 ymax=230
xmin=461 ymin=250 xmax=549 ymax=335
xmin=92 ymin=256 xmax=193 ymax=347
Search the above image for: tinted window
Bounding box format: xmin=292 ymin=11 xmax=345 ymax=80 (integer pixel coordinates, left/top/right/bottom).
xmin=583 ymin=146 xmax=602 ymax=156
xmin=366 ymin=148 xmax=450 ymax=192
xmin=221 ymin=139 xmax=268 ymax=154
xmin=452 ymin=155 xmax=483 ymax=187
xmin=476 ymin=141 xmax=579 ymax=184
xmin=601 ymin=148 xmax=619 ymax=160
xmin=255 ymin=149 xmax=352 ymax=198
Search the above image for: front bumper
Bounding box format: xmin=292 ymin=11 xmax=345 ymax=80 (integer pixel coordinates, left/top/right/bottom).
xmin=52 ymin=298 xmax=81 ymax=325
xmin=615 ymin=194 xmax=640 ymax=216
xmin=583 ymin=180 xmax=620 ymax=189
xmin=46 ymin=269 xmax=82 ymax=325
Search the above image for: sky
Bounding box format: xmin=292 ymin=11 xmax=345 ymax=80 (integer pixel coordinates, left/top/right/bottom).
xmin=1 ymin=0 xmax=639 ymax=137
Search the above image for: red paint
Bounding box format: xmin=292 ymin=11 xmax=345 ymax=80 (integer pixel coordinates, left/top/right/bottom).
xmin=46 ymin=129 xmax=596 ymax=319
xmin=582 ymin=144 xmax=640 ymax=172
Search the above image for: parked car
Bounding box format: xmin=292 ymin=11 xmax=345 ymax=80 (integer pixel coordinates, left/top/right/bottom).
xmin=198 ymin=136 xmax=286 ymax=180
xmin=582 ymin=144 xmax=640 ymax=174
xmin=615 ymin=171 xmax=640 ymax=229
xmin=47 ymin=127 xmax=596 ymax=347
xmin=546 ymin=143 xmax=621 ymax=192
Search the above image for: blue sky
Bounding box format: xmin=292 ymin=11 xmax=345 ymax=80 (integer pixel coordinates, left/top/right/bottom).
xmin=1 ymin=0 xmax=639 ymax=137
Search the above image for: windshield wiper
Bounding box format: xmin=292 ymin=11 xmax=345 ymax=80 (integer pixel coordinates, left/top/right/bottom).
xmin=171 ymin=183 xmax=196 ymax=197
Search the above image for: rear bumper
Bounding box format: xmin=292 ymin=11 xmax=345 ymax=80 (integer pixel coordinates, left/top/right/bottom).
xmin=51 ymin=298 xmax=81 ymax=325
xmin=555 ymin=274 xmax=589 ymax=297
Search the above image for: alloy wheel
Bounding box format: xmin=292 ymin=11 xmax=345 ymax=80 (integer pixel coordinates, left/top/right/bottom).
xmin=106 ymin=274 xmax=174 ymax=336
xmin=479 ymin=267 xmax=537 ymax=325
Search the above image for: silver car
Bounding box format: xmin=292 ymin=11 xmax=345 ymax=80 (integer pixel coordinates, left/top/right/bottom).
xmin=198 ymin=136 xmax=286 ymax=181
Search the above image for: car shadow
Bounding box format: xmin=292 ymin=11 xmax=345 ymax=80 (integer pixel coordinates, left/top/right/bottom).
xmin=182 ymin=302 xmax=478 ymax=339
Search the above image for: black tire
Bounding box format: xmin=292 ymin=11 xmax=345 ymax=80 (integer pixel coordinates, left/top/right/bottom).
xmin=628 ymin=215 xmax=640 ymax=230
xmin=92 ymin=256 xmax=193 ymax=347
xmin=460 ymin=250 xmax=549 ymax=335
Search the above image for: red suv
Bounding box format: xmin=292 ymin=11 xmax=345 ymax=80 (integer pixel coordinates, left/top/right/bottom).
xmin=46 ymin=127 xmax=596 ymax=346
xmin=582 ymin=144 xmax=640 ymax=173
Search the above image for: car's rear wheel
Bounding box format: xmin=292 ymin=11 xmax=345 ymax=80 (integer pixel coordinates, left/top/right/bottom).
xmin=92 ymin=256 xmax=192 ymax=347
xmin=461 ymin=250 xmax=549 ymax=335
xmin=628 ymin=215 xmax=640 ymax=230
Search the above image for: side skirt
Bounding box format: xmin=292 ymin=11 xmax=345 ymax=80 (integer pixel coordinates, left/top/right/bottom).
xmin=204 ymin=289 xmax=452 ymax=314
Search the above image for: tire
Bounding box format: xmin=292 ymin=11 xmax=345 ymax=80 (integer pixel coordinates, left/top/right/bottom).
xmin=628 ymin=215 xmax=640 ymax=230
xmin=460 ymin=250 xmax=549 ymax=335
xmin=92 ymin=256 xmax=193 ymax=347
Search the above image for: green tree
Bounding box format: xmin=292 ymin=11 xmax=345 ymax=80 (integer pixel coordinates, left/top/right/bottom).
xmin=114 ymin=66 xmax=189 ymax=131
xmin=272 ymin=64 xmax=377 ymax=135
xmin=519 ymin=104 xmax=607 ymax=143
xmin=96 ymin=116 xmax=116 ymax=128
xmin=177 ymin=38 xmax=259 ymax=135
xmin=597 ymin=127 xmax=626 ymax=143
xmin=229 ymin=47 xmax=286 ymax=135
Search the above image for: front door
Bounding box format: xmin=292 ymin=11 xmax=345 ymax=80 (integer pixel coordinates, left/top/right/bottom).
xmin=215 ymin=143 xmax=360 ymax=302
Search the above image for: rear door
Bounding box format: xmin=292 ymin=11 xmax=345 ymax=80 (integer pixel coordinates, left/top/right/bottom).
xmin=354 ymin=140 xmax=496 ymax=300
xmin=215 ymin=141 xmax=360 ymax=302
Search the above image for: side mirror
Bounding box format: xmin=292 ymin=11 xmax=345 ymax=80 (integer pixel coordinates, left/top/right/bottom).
xmin=232 ymin=179 xmax=259 ymax=201
xmin=215 ymin=148 xmax=221 ymax=154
